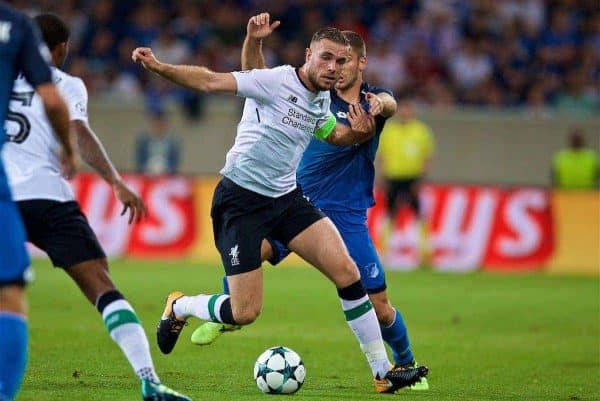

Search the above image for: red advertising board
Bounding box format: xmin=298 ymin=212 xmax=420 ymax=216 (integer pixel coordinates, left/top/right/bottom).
xmin=70 ymin=173 xmax=197 ymax=258
xmin=368 ymin=185 xmax=553 ymax=271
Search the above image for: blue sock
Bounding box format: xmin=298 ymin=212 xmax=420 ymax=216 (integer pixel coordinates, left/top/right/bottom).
xmin=0 ymin=313 xmax=28 ymax=400
xmin=380 ymin=309 xmax=414 ymax=365
xmin=222 ymin=276 xmax=229 ymax=295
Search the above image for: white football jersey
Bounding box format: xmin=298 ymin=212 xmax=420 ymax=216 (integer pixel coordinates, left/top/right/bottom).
xmin=223 ymin=65 xmax=335 ymax=198
xmin=2 ymin=67 xmax=88 ymax=202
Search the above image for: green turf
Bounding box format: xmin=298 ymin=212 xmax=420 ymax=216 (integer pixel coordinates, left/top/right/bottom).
xmin=18 ymin=259 xmax=600 ymax=401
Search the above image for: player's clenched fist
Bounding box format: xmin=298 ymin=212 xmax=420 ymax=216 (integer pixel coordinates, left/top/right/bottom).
xmin=247 ymin=12 xmax=280 ymax=39
xmin=365 ymin=93 xmax=383 ymax=117
xmin=132 ymin=47 xmax=161 ymax=72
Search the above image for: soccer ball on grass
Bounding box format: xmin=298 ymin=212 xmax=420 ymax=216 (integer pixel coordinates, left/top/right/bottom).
xmin=253 ymin=346 xmax=305 ymax=394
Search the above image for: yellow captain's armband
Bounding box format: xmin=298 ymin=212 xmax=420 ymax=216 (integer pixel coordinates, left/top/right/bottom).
xmin=313 ymin=114 xmax=336 ymax=140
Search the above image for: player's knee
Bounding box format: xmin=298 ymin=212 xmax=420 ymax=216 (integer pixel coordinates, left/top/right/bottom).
xmin=232 ymin=304 xmax=262 ymax=325
xmin=334 ymin=259 xmax=360 ymax=288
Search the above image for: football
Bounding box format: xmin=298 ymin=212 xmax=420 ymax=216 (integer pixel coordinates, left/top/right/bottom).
xmin=253 ymin=346 xmax=306 ymax=394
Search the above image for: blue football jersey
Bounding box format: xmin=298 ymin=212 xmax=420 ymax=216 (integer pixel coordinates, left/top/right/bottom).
xmin=0 ymin=4 xmax=52 ymax=200
xmin=297 ymin=82 xmax=392 ymax=211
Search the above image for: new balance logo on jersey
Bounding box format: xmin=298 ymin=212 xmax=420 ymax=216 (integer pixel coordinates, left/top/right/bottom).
xmin=287 ymin=95 xmax=298 ymax=104
xmin=229 ymin=245 xmax=240 ymax=266
xmin=0 ymin=22 xmax=12 ymax=43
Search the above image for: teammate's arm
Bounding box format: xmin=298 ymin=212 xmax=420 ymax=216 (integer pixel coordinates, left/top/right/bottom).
xmin=242 ymin=12 xmax=280 ymax=70
xmin=72 ymin=120 xmax=147 ymax=223
xmin=132 ymin=47 xmax=237 ymax=93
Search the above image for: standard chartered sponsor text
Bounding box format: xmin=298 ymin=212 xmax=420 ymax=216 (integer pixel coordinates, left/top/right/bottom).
xmin=282 ymin=107 xmax=316 ymax=134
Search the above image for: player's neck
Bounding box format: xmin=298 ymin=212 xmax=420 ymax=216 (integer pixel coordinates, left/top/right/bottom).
xmin=297 ymin=66 xmax=318 ymax=93
xmin=336 ymin=80 xmax=362 ymax=104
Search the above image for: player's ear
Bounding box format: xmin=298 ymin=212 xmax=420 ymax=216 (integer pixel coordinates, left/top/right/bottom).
xmin=56 ymin=41 xmax=69 ymax=65
xmin=359 ymin=56 xmax=367 ymax=71
xmin=305 ymin=47 xmax=311 ymax=63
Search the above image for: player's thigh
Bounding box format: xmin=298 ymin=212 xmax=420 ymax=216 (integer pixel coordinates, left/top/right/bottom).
xmin=0 ymin=199 xmax=31 ymax=287
xmin=269 ymin=189 xmax=358 ymax=286
xmin=287 ymin=218 xmax=359 ymax=287
xmin=17 ymin=200 xmax=106 ymax=270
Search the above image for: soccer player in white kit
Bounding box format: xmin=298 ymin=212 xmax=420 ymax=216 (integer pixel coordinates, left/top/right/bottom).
xmin=3 ymin=14 xmax=191 ymax=401
xmin=133 ymin=22 xmax=427 ymax=393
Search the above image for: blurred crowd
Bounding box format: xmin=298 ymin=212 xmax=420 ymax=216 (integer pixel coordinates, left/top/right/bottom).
xmin=11 ymin=0 xmax=600 ymax=117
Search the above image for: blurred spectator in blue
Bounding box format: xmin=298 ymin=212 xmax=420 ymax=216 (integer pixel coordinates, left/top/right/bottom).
xmin=366 ymin=40 xmax=407 ymax=95
xmin=136 ymin=111 xmax=181 ymax=175
xmin=79 ymin=0 xmax=121 ymax=58
xmin=538 ymin=8 xmax=580 ymax=75
xmin=171 ymin=2 xmax=213 ymax=51
xmin=448 ymin=38 xmax=493 ymax=103
xmin=125 ymin=4 xmax=160 ymax=46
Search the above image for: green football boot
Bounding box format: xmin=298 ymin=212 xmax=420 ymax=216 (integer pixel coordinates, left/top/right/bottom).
xmin=141 ymin=379 xmax=192 ymax=401
xmin=190 ymin=321 xmax=241 ymax=345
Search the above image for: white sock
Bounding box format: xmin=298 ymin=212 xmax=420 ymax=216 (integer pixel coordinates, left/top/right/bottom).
xmin=341 ymin=295 xmax=390 ymax=378
xmin=102 ymin=299 xmax=159 ymax=383
xmin=173 ymin=294 xmax=229 ymax=322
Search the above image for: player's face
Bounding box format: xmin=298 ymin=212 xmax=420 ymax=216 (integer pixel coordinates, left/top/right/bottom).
xmin=305 ymin=39 xmax=349 ymax=91
xmin=336 ymin=48 xmax=366 ymax=91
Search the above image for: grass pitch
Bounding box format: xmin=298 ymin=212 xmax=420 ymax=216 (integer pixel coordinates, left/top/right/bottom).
xmin=19 ymin=259 xmax=599 ymax=401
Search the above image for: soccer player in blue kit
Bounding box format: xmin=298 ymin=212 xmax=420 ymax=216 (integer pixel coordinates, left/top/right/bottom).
xmin=192 ymin=13 xmax=428 ymax=391
xmin=0 ymin=4 xmax=76 ymax=400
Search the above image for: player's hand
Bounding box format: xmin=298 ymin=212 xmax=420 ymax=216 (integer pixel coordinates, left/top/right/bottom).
xmin=59 ymin=150 xmax=79 ymax=180
xmin=113 ymin=179 xmax=147 ymax=224
xmin=132 ymin=47 xmax=161 ymax=72
xmin=347 ymin=103 xmax=375 ymax=137
xmin=366 ymin=93 xmax=383 ymax=117
xmin=247 ymin=12 xmax=280 ymax=39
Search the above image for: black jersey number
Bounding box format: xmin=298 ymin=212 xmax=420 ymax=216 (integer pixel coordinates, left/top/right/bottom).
xmin=6 ymin=91 xmax=35 ymax=144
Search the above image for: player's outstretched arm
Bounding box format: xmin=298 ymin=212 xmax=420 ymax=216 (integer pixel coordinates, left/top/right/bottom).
xmin=36 ymin=83 xmax=78 ymax=178
xmin=242 ymin=12 xmax=280 ymax=70
xmin=72 ymin=120 xmax=147 ymax=223
xmin=325 ymin=104 xmax=375 ymax=146
xmin=132 ymin=47 xmax=237 ymax=93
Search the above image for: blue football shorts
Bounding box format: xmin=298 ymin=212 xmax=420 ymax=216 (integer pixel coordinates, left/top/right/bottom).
xmin=0 ymin=197 xmax=31 ymax=286
xmin=267 ymin=209 xmax=387 ymax=293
